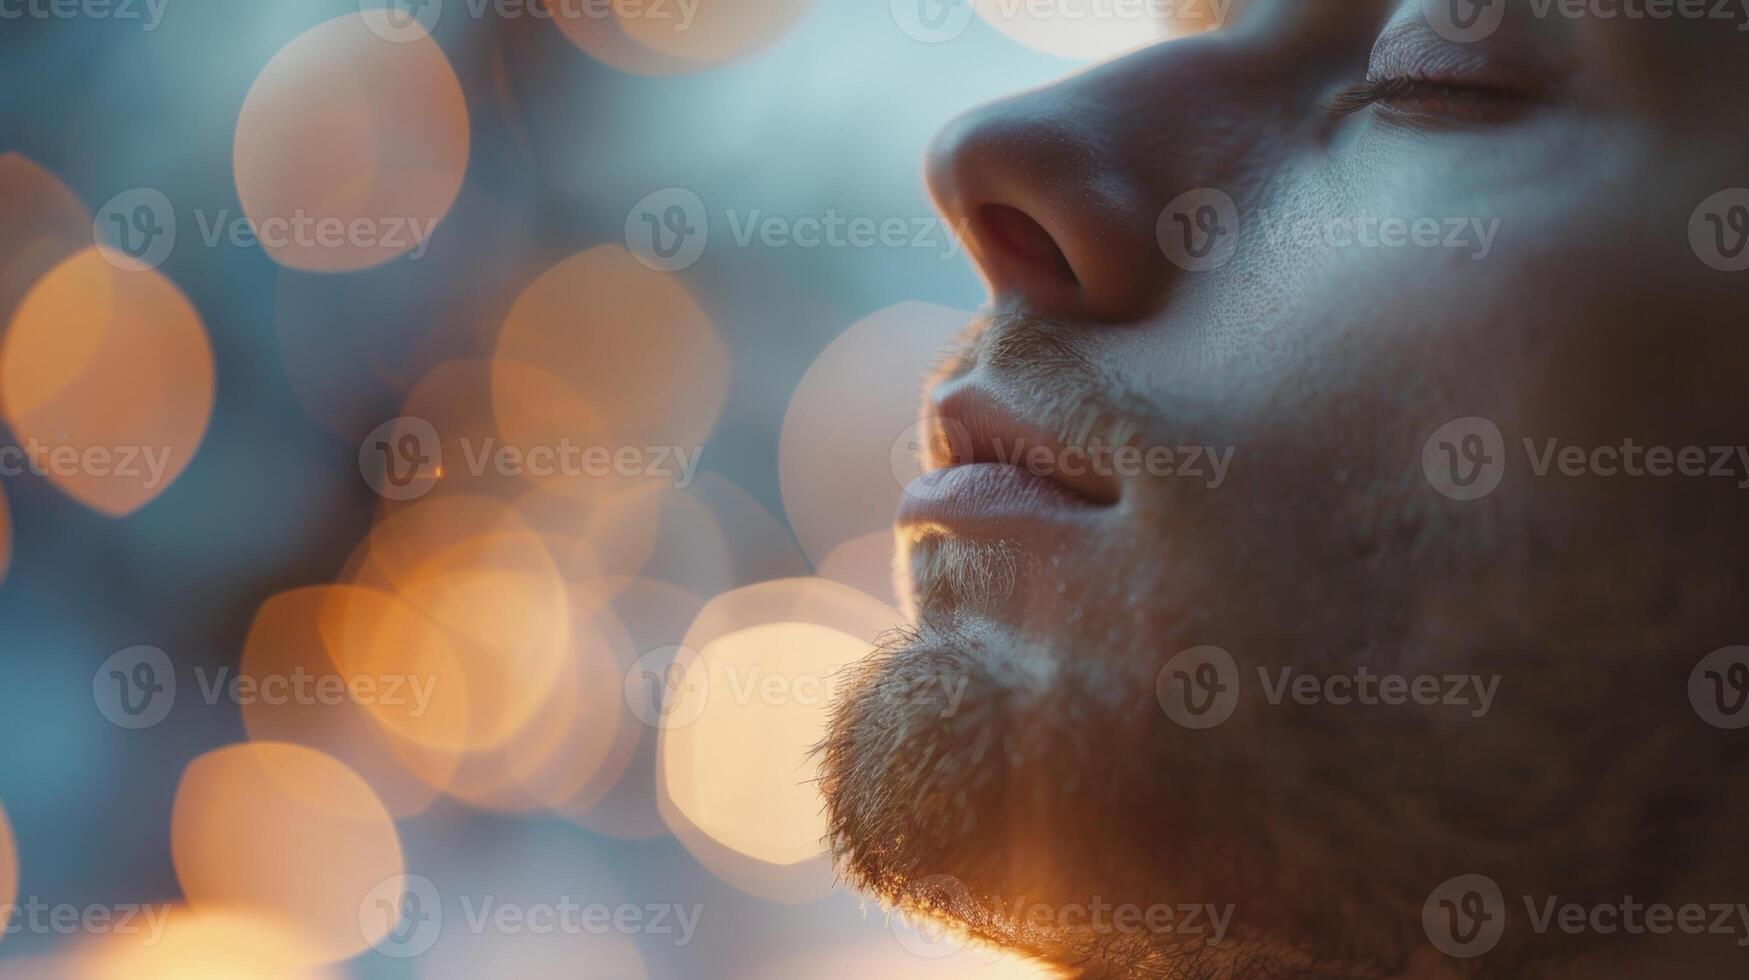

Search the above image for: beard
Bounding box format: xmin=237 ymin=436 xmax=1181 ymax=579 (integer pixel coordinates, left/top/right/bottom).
xmin=816 ymin=613 xmax=1399 ymax=980
xmin=818 ymin=507 xmax=1749 ymax=976
xmin=816 ymin=305 xmax=1749 ymax=979
xmin=814 ymin=311 xmax=1386 ymax=977
xmin=817 ymin=563 xmax=1749 ymax=980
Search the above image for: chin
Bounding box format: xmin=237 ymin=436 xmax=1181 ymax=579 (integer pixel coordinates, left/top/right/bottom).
xmin=820 ymin=494 xmax=1749 ymax=980
xmin=817 ymin=612 xmax=1378 ymax=980
xmin=820 ymin=511 xmax=1380 ymax=980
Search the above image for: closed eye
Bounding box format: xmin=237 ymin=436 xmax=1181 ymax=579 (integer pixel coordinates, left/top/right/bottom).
xmin=1326 ymin=75 xmax=1531 ymax=115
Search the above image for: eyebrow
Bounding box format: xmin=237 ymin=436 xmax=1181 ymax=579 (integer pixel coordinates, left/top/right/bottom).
xmin=1369 ymin=10 xmax=1577 ymax=83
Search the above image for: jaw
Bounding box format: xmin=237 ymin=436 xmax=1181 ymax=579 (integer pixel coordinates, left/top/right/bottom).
xmin=816 ymin=614 xmax=1389 ymax=980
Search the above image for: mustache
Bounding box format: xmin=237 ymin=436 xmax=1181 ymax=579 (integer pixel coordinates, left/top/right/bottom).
xmin=929 ymin=310 xmax=1148 ymax=456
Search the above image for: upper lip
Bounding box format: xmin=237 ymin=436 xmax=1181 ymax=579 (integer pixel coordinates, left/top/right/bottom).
xmin=924 ymin=378 xmax=1122 ymax=506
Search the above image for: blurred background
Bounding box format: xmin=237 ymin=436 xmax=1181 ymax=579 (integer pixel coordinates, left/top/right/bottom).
xmin=0 ymin=1 xmax=1206 ymax=975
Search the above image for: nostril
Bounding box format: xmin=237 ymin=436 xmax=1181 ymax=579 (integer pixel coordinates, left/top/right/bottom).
xmin=978 ymin=204 xmax=1078 ymax=287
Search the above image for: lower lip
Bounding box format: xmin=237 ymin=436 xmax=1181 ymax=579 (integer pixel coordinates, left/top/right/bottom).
xmin=896 ymin=463 xmax=1106 ymax=531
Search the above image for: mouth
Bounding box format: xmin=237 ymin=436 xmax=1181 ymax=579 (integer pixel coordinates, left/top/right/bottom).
xmin=896 ymin=378 xmax=1122 ymax=534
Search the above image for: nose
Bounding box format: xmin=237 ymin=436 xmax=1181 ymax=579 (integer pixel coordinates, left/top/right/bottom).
xmin=924 ymin=8 xmax=1370 ymax=324
xmin=926 ymin=84 xmax=1168 ymax=323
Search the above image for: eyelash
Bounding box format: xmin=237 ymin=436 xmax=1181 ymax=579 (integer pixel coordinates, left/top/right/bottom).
xmin=1324 ymin=75 xmax=1530 ymax=117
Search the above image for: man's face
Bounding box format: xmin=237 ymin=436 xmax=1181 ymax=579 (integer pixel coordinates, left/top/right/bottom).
xmin=824 ymin=1 xmax=1749 ymax=976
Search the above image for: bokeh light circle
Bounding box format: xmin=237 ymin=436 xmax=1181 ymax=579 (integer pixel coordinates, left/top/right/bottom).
xmin=1 ymin=247 xmax=214 ymax=516
xmin=235 ymin=12 xmax=469 ymax=272
xmin=660 ymin=578 xmax=901 ymax=870
xmin=171 ymin=743 xmax=404 ymax=964
xmin=336 ymin=494 xmax=574 ymax=752
xmin=241 ymin=586 xmax=460 ymax=816
xmin=545 ymin=0 xmax=813 ymax=75
xmin=493 ymin=246 xmax=729 ymax=502
xmin=80 ymin=906 xmax=341 ymax=980
xmin=969 ymin=0 xmax=1201 ymax=60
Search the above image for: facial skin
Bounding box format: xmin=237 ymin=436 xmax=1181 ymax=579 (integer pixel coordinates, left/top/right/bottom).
xmin=821 ymin=2 xmax=1749 ymax=977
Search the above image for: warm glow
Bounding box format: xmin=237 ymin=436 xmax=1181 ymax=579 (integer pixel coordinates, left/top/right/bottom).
xmin=779 ymin=301 xmax=971 ymax=569
xmin=1 ymin=247 xmax=214 ymax=516
xmin=171 ymin=743 xmax=404 ymax=964
xmin=543 ymin=0 xmax=810 ymax=75
xmin=438 ymin=590 xmax=632 ymax=812
xmin=970 ymin=0 xmax=1198 ymax=60
xmin=749 ymin=939 xmax=1055 ymax=979
xmin=660 ymin=579 xmax=901 ymax=868
xmin=493 ymin=246 xmax=728 ymax=502
xmin=663 ymin=621 xmax=851 ymax=865
xmin=335 ymin=495 xmax=573 ymax=752
xmin=234 ymin=12 xmax=469 ymax=271
xmin=80 ymin=906 xmax=339 ymax=980
xmin=240 ymin=587 xmax=458 ymax=816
